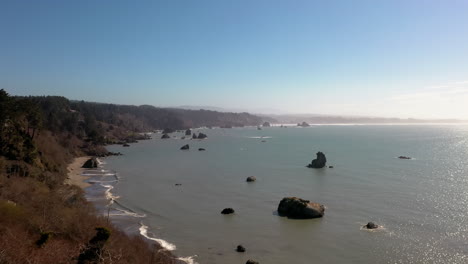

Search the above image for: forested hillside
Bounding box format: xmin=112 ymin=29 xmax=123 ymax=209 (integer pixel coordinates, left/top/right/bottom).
xmin=0 ymin=89 xmax=262 ymax=264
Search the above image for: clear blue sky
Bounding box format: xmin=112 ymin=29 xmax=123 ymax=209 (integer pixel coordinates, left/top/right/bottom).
xmin=1 ymin=0 xmax=467 ymax=118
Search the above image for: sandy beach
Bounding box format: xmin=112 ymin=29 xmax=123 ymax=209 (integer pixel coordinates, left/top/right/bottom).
xmin=66 ymin=156 xmax=92 ymax=188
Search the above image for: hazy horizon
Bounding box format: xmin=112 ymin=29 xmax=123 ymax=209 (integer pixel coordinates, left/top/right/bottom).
xmin=1 ymin=1 xmax=467 ymax=119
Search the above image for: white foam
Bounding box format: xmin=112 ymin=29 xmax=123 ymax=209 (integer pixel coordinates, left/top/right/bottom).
xmin=139 ymin=224 xmax=177 ymax=251
xmin=101 ymin=184 xmax=120 ymax=202
xmin=112 ymin=207 xmax=146 ymax=218
xmin=177 ymin=256 xmax=199 ymax=264
xmin=248 ymin=136 xmax=273 ymax=139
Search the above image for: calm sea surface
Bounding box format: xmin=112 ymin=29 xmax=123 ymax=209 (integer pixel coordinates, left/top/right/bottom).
xmin=86 ymin=125 xmax=468 ymax=264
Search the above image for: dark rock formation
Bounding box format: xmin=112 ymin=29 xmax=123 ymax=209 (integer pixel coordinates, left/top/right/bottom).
xmin=277 ymin=197 xmax=325 ymax=219
xmin=329 ymin=166 xmax=334 ymax=168
xmin=180 ymin=144 xmax=189 ymax=150
xmin=198 ymin=148 xmax=206 ymax=151
xmin=161 ymin=134 xmax=170 ymax=139
xmin=364 ymin=222 xmax=379 ymax=229
xmin=398 ymin=156 xmax=411 ymax=160
xmin=246 ymin=176 xmax=256 ymax=182
xmin=175 ymin=183 xmax=182 ymax=186
xmin=185 ymin=129 xmax=192 ymax=136
xmin=257 ymin=126 xmax=262 ymax=130
xmin=198 ymin=132 xmax=207 ymax=139
xmin=262 ymin=122 xmax=271 ymax=127
xmin=221 ymin=208 xmax=235 ymax=214
xmin=192 ymin=133 xmax=198 ymax=139
xmin=122 ymin=143 xmax=130 ymax=147
xmin=236 ymin=245 xmax=246 ymax=253
xmin=298 ymin=122 xmax=310 ymax=127
xmin=246 ymin=260 xmax=259 ymax=264
xmin=307 ymin=152 xmax=327 ymax=169
xmin=82 ymin=158 xmax=99 ymax=168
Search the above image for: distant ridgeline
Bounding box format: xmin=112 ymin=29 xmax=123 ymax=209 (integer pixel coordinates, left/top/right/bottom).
xmin=0 ymin=88 xmax=263 ymax=263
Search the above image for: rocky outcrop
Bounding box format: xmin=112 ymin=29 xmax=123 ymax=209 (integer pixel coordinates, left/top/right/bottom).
xmin=82 ymin=158 xmax=99 ymax=168
xmin=246 ymin=260 xmax=259 ymax=264
xmin=221 ymin=208 xmax=235 ymax=214
xmin=161 ymin=134 xmax=170 ymax=139
xmin=180 ymin=144 xmax=189 ymax=150
xmin=298 ymin=122 xmax=310 ymax=127
xmin=236 ymin=245 xmax=246 ymax=252
xmin=363 ymin=222 xmax=379 ymax=229
xmin=192 ymin=133 xmax=198 ymax=139
xmin=262 ymin=122 xmax=271 ymax=127
xmin=185 ymin=129 xmax=192 ymax=136
xmin=122 ymin=143 xmax=130 ymax=147
xmin=277 ymin=197 xmax=325 ymax=219
xmin=246 ymin=176 xmax=256 ymax=182
xmin=307 ymin=152 xmax=327 ymax=169
xmin=198 ymin=132 xmax=207 ymax=139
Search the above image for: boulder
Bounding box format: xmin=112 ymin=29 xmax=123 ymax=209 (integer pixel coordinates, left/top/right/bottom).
xmin=262 ymin=122 xmax=271 ymax=127
xmin=161 ymin=134 xmax=170 ymax=139
xmin=180 ymin=144 xmax=189 ymax=150
xmin=236 ymin=245 xmax=246 ymax=253
xmin=307 ymin=152 xmax=327 ymax=169
xmin=198 ymin=132 xmax=207 ymax=139
xmin=122 ymin=143 xmax=130 ymax=147
xmin=82 ymin=157 xmax=99 ymax=168
xmin=192 ymin=133 xmax=198 ymax=139
xmin=185 ymin=129 xmax=192 ymax=136
xmin=246 ymin=176 xmax=256 ymax=182
xmin=329 ymin=165 xmax=334 ymax=168
xmin=246 ymin=260 xmax=259 ymax=264
xmin=277 ymin=197 xmax=325 ymax=219
xmin=364 ymin=222 xmax=379 ymax=229
xmin=398 ymin=156 xmax=411 ymax=160
xmin=198 ymin=148 xmax=206 ymax=151
xmin=221 ymin=208 xmax=235 ymax=214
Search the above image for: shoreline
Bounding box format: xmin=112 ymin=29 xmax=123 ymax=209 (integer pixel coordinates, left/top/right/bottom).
xmin=66 ymin=156 xmax=92 ymax=189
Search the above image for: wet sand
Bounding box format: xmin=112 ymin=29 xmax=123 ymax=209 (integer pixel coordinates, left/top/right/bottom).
xmin=66 ymin=156 xmax=92 ymax=188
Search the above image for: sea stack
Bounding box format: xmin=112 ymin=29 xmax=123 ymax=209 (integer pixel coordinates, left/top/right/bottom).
xmin=277 ymin=197 xmax=325 ymax=219
xmin=180 ymin=144 xmax=189 ymax=150
xmin=246 ymin=176 xmax=256 ymax=182
xmin=363 ymin=222 xmax=379 ymax=229
xmin=82 ymin=157 xmax=99 ymax=168
xmin=221 ymin=208 xmax=235 ymax=214
xmin=307 ymin=152 xmax=327 ymax=169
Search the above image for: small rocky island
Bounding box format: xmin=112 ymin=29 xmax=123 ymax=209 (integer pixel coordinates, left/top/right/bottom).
xmin=277 ymin=197 xmax=325 ymax=219
xmin=246 ymin=176 xmax=256 ymax=182
xmin=221 ymin=208 xmax=235 ymax=214
xmin=307 ymin=152 xmax=327 ymax=168
xmin=298 ymin=121 xmax=310 ymax=127
xmin=363 ymin=222 xmax=379 ymax=229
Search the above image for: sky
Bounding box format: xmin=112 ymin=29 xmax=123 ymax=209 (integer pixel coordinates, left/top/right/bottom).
xmin=1 ymin=0 xmax=468 ymax=119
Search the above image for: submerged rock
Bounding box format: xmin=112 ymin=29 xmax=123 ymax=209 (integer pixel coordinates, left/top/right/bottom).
xmin=180 ymin=144 xmax=189 ymax=150
xmin=277 ymin=197 xmax=325 ymax=219
xmin=198 ymin=148 xmax=206 ymax=151
xmin=175 ymin=183 xmax=182 ymax=186
xmin=236 ymin=245 xmax=246 ymax=252
xmin=364 ymin=222 xmax=379 ymax=229
xmin=307 ymin=152 xmax=327 ymax=169
xmin=246 ymin=176 xmax=256 ymax=182
xmin=161 ymin=134 xmax=170 ymax=139
xmin=329 ymin=165 xmax=334 ymax=168
xmin=221 ymin=208 xmax=235 ymax=214
xmin=398 ymin=156 xmax=411 ymax=160
xmin=82 ymin=157 xmax=99 ymax=168
xmin=257 ymin=126 xmax=262 ymax=130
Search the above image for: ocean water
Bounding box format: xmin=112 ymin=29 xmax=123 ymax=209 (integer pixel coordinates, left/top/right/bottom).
xmin=86 ymin=125 xmax=468 ymax=264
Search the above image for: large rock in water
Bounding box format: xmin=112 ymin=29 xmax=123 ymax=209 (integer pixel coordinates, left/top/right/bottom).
xmin=198 ymin=132 xmax=207 ymax=139
xmin=82 ymin=157 xmax=99 ymax=168
xmin=185 ymin=129 xmax=192 ymax=136
xmin=161 ymin=134 xmax=170 ymax=139
xmin=180 ymin=144 xmax=189 ymax=150
xmin=246 ymin=176 xmax=256 ymax=182
xmin=307 ymin=152 xmax=327 ymax=168
xmin=262 ymin=122 xmax=271 ymax=127
xmin=246 ymin=260 xmax=259 ymax=264
xmin=221 ymin=208 xmax=235 ymax=214
xmin=277 ymin=197 xmax=325 ymax=219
